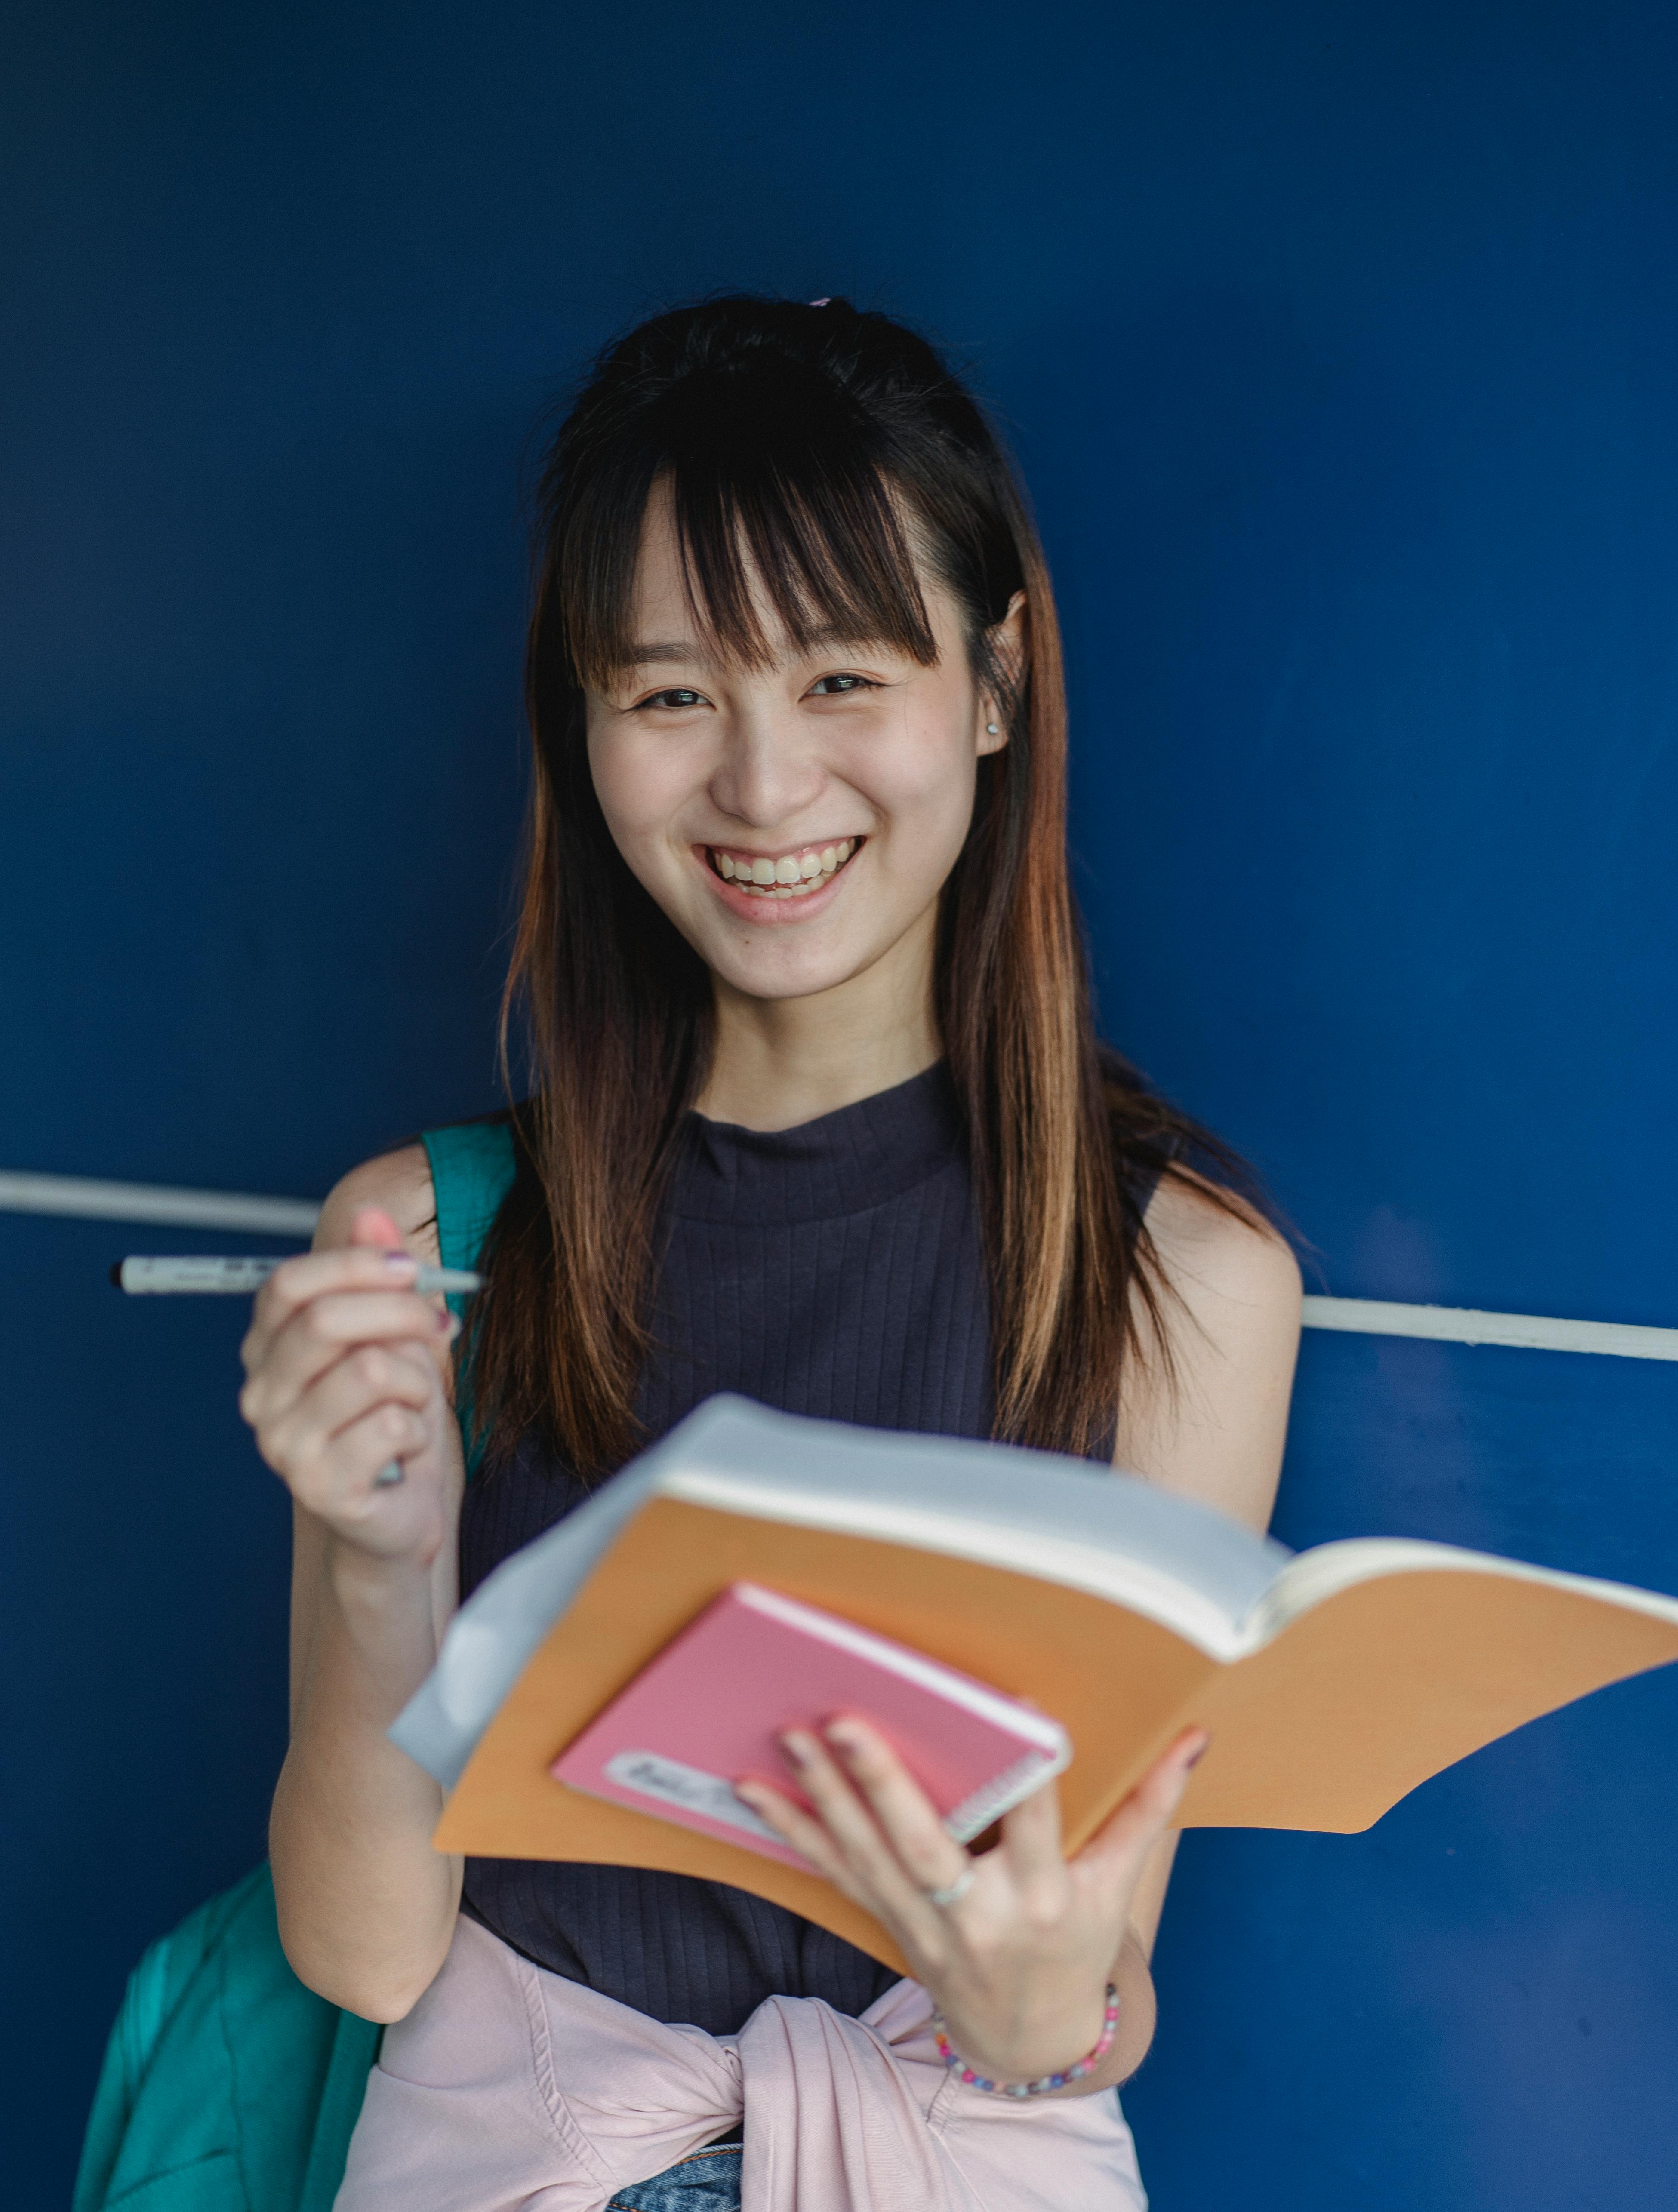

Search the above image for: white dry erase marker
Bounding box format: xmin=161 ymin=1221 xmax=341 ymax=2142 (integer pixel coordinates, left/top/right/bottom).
xmin=111 ymin=1255 xmax=484 ymax=1296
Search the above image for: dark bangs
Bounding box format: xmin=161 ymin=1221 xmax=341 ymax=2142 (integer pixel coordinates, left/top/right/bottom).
xmin=556 ymin=356 xmax=942 ymax=685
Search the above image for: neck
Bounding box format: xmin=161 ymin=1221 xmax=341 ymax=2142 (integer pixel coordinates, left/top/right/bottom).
xmin=695 ymin=915 xmax=941 ymax=1132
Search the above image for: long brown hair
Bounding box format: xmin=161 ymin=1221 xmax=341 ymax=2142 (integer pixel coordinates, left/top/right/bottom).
xmin=468 ymin=296 xmax=1248 ymax=1478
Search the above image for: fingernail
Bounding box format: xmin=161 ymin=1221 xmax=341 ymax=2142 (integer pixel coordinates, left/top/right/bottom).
xmin=1185 ymin=1735 xmax=1210 ymax=1770
xmin=382 ymin=1251 xmax=417 ymax=1272
xmin=780 ymin=1731 xmax=814 ymax=1768
xmin=434 ymin=1308 xmax=454 ymax=1332
xmin=823 ymin=1720 xmax=862 ymax=1754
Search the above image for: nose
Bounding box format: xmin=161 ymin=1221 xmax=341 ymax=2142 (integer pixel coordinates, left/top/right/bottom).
xmin=708 ymin=701 xmax=825 ymax=828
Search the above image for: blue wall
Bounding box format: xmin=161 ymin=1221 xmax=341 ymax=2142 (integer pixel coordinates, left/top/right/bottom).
xmin=4 ymin=3 xmax=1676 ymax=2203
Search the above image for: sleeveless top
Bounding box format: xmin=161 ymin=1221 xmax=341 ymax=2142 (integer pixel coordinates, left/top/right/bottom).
xmin=426 ymin=1063 xmax=1154 ymax=2039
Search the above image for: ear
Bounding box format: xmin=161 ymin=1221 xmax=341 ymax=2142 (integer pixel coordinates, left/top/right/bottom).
xmin=976 ymin=591 xmax=1028 ymax=755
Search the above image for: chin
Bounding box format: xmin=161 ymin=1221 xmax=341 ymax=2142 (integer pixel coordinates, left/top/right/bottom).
xmin=714 ymin=953 xmax=863 ymax=1002
xmin=701 ymin=930 xmax=875 ymax=1003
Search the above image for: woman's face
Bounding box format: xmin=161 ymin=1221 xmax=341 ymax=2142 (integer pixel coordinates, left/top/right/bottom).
xmin=586 ymin=488 xmax=1011 ymax=1009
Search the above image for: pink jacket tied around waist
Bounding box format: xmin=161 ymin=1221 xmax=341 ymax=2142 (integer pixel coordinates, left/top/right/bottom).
xmin=334 ymin=1914 xmax=1148 ymax=2211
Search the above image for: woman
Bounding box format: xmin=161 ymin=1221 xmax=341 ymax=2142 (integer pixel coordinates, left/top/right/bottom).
xmin=237 ymin=296 xmax=1301 ymax=2210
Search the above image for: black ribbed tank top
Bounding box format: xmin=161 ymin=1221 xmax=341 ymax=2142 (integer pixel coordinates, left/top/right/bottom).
xmin=456 ymin=1062 xmax=1145 ymax=2035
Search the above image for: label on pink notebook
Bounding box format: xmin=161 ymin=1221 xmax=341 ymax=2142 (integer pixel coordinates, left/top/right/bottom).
xmin=551 ymin=1582 xmax=1071 ymax=1869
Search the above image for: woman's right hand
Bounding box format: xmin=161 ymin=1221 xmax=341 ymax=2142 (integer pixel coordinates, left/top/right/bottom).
xmin=239 ymin=1206 xmax=464 ymax=1569
xmin=255 ymin=1186 xmax=469 ymax=2017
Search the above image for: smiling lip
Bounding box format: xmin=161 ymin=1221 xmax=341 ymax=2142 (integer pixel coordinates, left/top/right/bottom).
xmin=699 ymin=837 xmax=863 ymax=921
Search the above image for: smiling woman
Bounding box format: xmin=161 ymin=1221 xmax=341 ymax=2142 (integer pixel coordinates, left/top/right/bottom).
xmin=473 ymin=300 xmax=1287 ymax=1490
xmin=207 ymin=298 xmax=1305 ymax=2212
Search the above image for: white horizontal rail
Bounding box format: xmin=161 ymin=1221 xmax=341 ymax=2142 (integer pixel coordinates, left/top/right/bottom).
xmin=1300 ymin=1295 xmax=1678 ymax=1363
xmin=0 ymin=1171 xmax=321 ymax=1238
xmin=5 ymin=1172 xmax=1678 ymax=1360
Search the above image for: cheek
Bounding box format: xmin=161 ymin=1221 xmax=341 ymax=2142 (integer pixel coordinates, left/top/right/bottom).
xmin=587 ymin=725 xmax=678 ymax=860
xmin=853 ymin=714 xmax=979 ymax=845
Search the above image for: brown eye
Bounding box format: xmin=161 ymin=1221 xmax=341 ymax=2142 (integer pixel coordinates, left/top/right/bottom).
xmin=641 ymin=688 xmax=706 ymax=710
xmin=809 ymin=674 xmax=875 ymax=696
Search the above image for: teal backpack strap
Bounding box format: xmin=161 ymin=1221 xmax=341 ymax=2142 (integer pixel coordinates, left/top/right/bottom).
xmin=422 ymin=1118 xmax=517 ymax=1289
xmin=421 ymin=1118 xmax=517 ymax=1481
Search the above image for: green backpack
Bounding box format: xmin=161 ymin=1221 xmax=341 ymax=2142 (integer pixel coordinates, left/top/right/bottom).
xmin=75 ymin=1123 xmax=516 ymax=2212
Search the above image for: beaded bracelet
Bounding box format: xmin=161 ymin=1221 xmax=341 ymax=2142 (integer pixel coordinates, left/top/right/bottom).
xmin=931 ymin=1984 xmax=1121 ymax=2098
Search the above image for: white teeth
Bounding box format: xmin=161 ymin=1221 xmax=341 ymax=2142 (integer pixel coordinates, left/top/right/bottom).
xmin=711 ymin=839 xmax=862 ymax=895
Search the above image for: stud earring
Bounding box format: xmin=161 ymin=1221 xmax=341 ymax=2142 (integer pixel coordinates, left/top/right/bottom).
xmin=986 ymin=720 xmax=1000 ymax=734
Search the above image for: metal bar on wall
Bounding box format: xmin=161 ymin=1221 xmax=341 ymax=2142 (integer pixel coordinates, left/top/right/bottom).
xmin=6 ymin=1171 xmax=1678 ymax=1360
xmin=1299 ymin=1295 xmax=1678 ymax=1362
xmin=0 ymin=1171 xmax=322 ymax=1238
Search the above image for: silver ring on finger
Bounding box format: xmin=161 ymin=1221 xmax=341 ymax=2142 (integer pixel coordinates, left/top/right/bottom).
xmin=925 ymin=1866 xmax=976 ymax=1908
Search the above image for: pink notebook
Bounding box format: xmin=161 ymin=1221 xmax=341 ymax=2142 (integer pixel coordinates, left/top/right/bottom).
xmin=551 ymin=1582 xmax=1071 ymax=1869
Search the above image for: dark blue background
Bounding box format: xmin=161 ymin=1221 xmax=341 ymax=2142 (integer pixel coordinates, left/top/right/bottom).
xmin=4 ymin=2 xmax=1675 ymax=2203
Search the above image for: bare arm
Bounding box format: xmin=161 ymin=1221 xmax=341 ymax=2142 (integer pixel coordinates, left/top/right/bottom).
xmin=243 ymin=1147 xmax=468 ymax=2021
xmin=1102 ymin=1172 xmax=1302 ymax=2071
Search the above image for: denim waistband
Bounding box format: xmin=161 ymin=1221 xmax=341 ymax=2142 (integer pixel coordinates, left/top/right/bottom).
xmin=605 ymin=2141 xmax=743 ymax=2211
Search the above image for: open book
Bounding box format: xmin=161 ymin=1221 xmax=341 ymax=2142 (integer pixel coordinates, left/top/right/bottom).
xmin=393 ymin=1395 xmax=1678 ymax=1970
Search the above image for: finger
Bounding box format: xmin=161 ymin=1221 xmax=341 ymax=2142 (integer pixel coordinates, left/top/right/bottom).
xmin=347 ymin=1205 xmax=408 ymax=1251
xmin=819 ymin=1718 xmax=973 ymax=1894
xmin=776 ymin=1729 xmax=943 ymax=1926
xmin=241 ymin=1291 xmax=452 ymax=1426
xmin=996 ymin=1766 xmax=1068 ymax=1885
xmin=310 ymin=1397 xmax=435 ymax=1518
xmin=257 ymin=1337 xmax=435 ymax=1467
xmin=732 ymin=1780 xmax=872 ymax=1901
xmin=282 ymin=1393 xmax=431 ymax=1497
xmin=287 ymin=1341 xmax=435 ymax=1448
xmin=1074 ymin=1729 xmax=1209 ymax=1879
xmin=242 ymin=1244 xmax=423 ymax=1371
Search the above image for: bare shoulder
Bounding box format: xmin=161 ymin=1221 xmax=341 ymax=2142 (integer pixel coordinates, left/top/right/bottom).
xmin=1114 ymin=1169 xmax=1302 ymax=1533
xmin=1143 ymin=1169 xmax=1302 ymax=1341
xmin=312 ymin=1144 xmax=440 ymax=1267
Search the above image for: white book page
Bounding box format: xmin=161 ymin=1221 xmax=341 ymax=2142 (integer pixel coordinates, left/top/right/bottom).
xmin=662 ymin=1397 xmax=1290 ymax=1650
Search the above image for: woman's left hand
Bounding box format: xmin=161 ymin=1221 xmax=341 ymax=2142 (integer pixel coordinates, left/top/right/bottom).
xmin=735 ymin=1719 xmax=1206 ymax=2090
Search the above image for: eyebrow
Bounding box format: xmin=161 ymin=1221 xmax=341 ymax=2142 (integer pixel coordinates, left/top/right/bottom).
xmin=614 ymin=625 xmax=898 ymax=673
xmin=619 ymin=643 xmax=704 ymax=667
